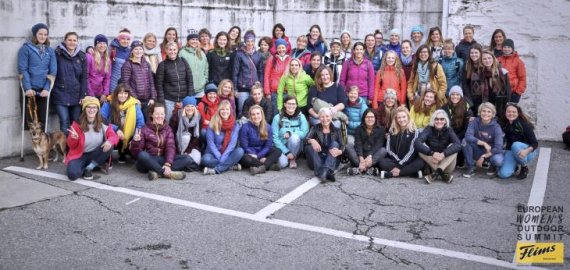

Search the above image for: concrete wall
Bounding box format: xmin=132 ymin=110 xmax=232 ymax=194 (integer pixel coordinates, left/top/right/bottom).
xmin=0 ymin=0 xmax=442 ymax=158
xmin=446 ymin=0 xmax=570 ymax=141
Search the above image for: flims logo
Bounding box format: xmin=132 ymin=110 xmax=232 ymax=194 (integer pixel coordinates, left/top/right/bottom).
xmin=516 ymin=243 xmax=564 ymax=264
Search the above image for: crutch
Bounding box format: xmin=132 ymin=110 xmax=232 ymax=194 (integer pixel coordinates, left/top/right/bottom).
xmin=19 ymin=74 xmax=25 ymax=161
xmin=44 ymin=74 xmax=55 ymax=133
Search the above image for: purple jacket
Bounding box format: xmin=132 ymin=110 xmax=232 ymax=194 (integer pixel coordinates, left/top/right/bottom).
xmin=86 ymin=53 xmax=111 ymax=97
xmin=339 ymin=58 xmax=375 ymax=100
xmin=130 ymin=121 xmax=176 ymax=165
xmin=239 ymin=121 xmax=273 ymax=158
xmin=121 ymin=58 xmax=157 ymax=101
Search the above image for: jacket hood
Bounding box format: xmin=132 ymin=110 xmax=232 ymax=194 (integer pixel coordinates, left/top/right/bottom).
xmin=57 ymin=42 xmax=83 ymax=58
xmin=441 ymin=52 xmax=459 ymax=60
xmin=324 ymin=50 xmax=346 ymax=60
xmin=460 ymin=39 xmax=477 ymax=45
xmin=202 ymin=96 xmax=221 ymax=107
xmin=110 ymin=38 xmax=129 ymax=50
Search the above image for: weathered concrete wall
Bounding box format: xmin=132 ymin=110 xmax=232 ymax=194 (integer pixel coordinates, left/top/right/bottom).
xmin=447 ymin=0 xmax=570 ymax=141
xmin=0 ymin=0 xmax=442 ymax=158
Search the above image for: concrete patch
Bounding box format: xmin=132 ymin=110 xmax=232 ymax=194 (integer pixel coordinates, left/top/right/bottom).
xmin=0 ymin=171 xmax=72 ymax=209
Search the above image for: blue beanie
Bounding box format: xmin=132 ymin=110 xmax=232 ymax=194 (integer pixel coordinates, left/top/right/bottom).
xmin=204 ymin=83 xmax=218 ymax=94
xmin=94 ymin=34 xmax=108 ymax=46
xmin=182 ymin=96 xmax=197 ymax=107
xmin=32 ymin=23 xmax=48 ymax=36
xmin=244 ymin=31 xmax=256 ymax=41
xmin=411 ymin=25 xmax=424 ymax=34
xmin=275 ymin=38 xmax=287 ymax=49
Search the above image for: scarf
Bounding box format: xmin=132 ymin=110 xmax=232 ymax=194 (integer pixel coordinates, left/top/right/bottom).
xmin=214 ymin=48 xmax=227 ymax=57
xmin=37 ymin=44 xmax=46 ymax=58
xmin=417 ymin=62 xmax=430 ymax=84
xmin=176 ymin=109 xmax=201 ymax=153
xmin=400 ymin=54 xmax=413 ymax=66
xmin=118 ymin=96 xmax=139 ymax=150
xmin=220 ymin=114 xmax=236 ymax=153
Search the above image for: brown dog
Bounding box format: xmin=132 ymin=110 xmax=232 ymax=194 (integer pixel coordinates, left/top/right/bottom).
xmin=29 ymin=121 xmax=66 ymax=170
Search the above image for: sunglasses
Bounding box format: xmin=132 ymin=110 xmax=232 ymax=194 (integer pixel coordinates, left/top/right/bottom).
xmin=434 ymin=117 xmax=446 ymax=122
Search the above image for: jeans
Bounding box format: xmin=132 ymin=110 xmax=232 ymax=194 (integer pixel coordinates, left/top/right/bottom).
xmin=56 ymin=104 xmax=81 ymax=136
xmin=498 ymin=142 xmax=539 ymax=179
xmin=304 ymin=141 xmax=340 ymax=176
xmin=509 ymin=93 xmax=521 ymax=103
xmin=240 ymin=148 xmax=282 ymax=170
xmin=462 ymin=140 xmax=504 ymax=169
xmin=345 ymin=145 xmax=387 ymax=168
xmin=164 ymin=99 xmax=176 ymax=124
xmin=202 ymin=147 xmax=245 ymax=173
xmin=67 ymin=148 xmax=112 ymax=180
xmin=135 ymin=151 xmax=198 ymax=173
xmin=271 ymin=93 xmax=279 ymax=118
xmin=237 ymin=92 xmax=250 ymax=116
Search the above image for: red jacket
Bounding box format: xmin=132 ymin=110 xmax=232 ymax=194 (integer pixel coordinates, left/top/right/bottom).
xmin=372 ymin=65 xmax=407 ymax=108
xmin=130 ymin=121 xmax=176 ymax=165
xmin=269 ymin=36 xmax=292 ymax=56
xmin=197 ymin=96 xmax=220 ymax=129
xmin=498 ymin=52 xmax=526 ymax=95
xmin=65 ymin=121 xmax=119 ymax=165
xmin=264 ymin=55 xmax=291 ymax=95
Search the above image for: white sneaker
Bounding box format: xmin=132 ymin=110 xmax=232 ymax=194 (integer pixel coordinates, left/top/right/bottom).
xmin=203 ymin=167 xmax=216 ymax=175
xmin=231 ymin=164 xmax=242 ymax=171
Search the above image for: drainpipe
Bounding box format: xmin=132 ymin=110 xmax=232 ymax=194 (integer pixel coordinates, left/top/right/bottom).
xmin=442 ymin=0 xmax=449 ymax=38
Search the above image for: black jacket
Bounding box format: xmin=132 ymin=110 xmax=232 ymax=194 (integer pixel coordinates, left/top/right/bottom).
xmin=241 ymin=97 xmax=273 ymax=124
xmin=354 ymin=125 xmax=385 ymax=157
xmin=305 ymin=123 xmax=345 ymax=151
xmin=386 ymin=130 xmax=419 ymax=167
xmin=415 ymin=126 xmax=462 ymax=157
xmin=440 ymin=103 xmax=473 ymax=139
xmin=207 ymin=50 xmax=232 ymax=85
xmin=502 ymin=119 xmax=538 ymax=150
xmin=156 ymin=57 xmax=194 ymax=103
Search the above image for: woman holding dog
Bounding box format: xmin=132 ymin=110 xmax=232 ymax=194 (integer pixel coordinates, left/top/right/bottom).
xmin=18 ymin=23 xmax=57 ymax=130
xmin=100 ymin=83 xmax=145 ymax=163
xmin=65 ymin=96 xmax=118 ymax=181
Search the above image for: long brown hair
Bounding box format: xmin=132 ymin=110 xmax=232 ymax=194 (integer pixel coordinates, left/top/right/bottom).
xmin=315 ymin=66 xmax=333 ymax=92
xmin=249 ymin=105 xmax=268 ymax=140
xmin=447 ymin=94 xmax=468 ymax=129
xmin=413 ymin=90 xmax=439 ymax=115
xmin=79 ymin=108 xmax=104 ymax=132
xmin=465 ymin=43 xmax=483 ymax=79
xmin=109 ymin=83 xmax=133 ymax=126
xmin=160 ymin=27 xmax=178 ymax=53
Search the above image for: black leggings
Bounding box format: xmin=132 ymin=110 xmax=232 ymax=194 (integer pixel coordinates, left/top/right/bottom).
xmin=240 ymin=148 xmax=282 ymax=170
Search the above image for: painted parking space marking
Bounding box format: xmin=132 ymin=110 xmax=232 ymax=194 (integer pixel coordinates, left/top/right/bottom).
xmin=2 ymin=165 xmax=548 ymax=270
xmin=125 ymin=198 xmax=140 ymax=205
xmin=254 ymin=177 xmax=320 ymax=218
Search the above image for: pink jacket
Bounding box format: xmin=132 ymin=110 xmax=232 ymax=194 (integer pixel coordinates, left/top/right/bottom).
xmin=86 ymin=53 xmax=111 ymax=97
xmin=339 ymin=58 xmax=375 ymax=100
xmin=264 ymin=55 xmax=291 ymax=95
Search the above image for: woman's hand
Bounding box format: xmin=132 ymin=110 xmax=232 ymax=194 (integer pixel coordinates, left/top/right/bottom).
xmin=67 ymin=127 xmax=79 ymax=140
xmin=39 ymin=90 xmax=49 ymax=97
xmin=391 ymin=167 xmax=401 ymax=177
xmin=148 ymin=99 xmax=155 ymax=106
xmin=116 ymin=130 xmax=124 ymax=140
xmin=101 ymin=141 xmax=112 ymax=152
xmin=162 ymin=166 xmax=172 ymax=177
xmin=260 ymin=157 xmax=267 ymax=163
xmin=329 ymin=148 xmax=342 ymax=157
xmin=133 ymin=129 xmax=141 ymax=141
xmin=518 ymin=148 xmax=531 ymax=159
xmin=25 ymin=90 xmax=35 ymax=97
xmin=286 ymin=153 xmax=295 ymax=160
xmin=283 ymin=132 xmax=290 ymax=139
xmin=309 ymin=139 xmax=321 ymax=152
xmin=99 ymin=95 xmax=107 ymax=104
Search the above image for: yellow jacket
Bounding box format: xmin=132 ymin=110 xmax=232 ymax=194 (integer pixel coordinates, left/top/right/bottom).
xmin=407 ymin=62 xmax=447 ymax=105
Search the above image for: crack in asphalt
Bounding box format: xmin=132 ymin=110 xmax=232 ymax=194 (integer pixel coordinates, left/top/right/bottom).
xmin=228 ymin=177 xmax=282 ymax=195
xmin=367 ymin=245 xmax=426 ymax=270
xmin=421 ymin=236 xmax=514 ymax=260
xmin=76 ymin=192 xmax=122 ymax=215
xmin=333 ymin=182 xmax=422 ymax=210
xmin=72 ymin=230 xmax=97 ymax=244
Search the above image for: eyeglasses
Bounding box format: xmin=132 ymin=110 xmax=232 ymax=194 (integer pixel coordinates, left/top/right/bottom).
xmin=434 ymin=117 xmax=446 ymax=122
xmin=285 ymin=102 xmax=297 ymax=106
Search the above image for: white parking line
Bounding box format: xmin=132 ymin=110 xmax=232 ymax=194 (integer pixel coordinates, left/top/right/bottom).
xmin=254 ymin=177 xmax=320 ymax=218
xmin=2 ymin=165 xmax=548 ymax=270
xmin=125 ymin=198 xmax=140 ymax=205
xmin=512 ymin=148 xmax=552 ymax=265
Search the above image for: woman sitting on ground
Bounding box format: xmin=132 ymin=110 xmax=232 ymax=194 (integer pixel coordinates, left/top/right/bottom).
xmin=239 ymin=105 xmax=283 ymax=175
xmin=410 ymin=89 xmax=440 ymax=131
xmin=169 ymin=96 xmax=202 ymax=171
xmin=66 ymin=97 xmax=119 ymax=180
xmin=130 ymin=103 xmax=196 ymax=180
xmin=304 ymin=108 xmax=344 ymax=182
xmin=272 ymin=96 xmax=309 ymax=169
xmin=346 ymin=108 xmax=386 ymax=176
xmin=202 ymin=100 xmax=245 ymax=175
xmin=415 ymin=109 xmax=462 ymax=184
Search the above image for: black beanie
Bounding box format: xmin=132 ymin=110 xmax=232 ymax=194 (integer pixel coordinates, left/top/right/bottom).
xmin=503 ymin=39 xmax=514 ymax=50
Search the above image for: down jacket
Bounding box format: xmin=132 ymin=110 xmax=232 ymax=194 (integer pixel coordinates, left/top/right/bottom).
xmin=86 ymin=53 xmax=111 ymax=97
xmin=18 ymin=41 xmax=57 ymax=91
xmin=372 ymin=65 xmax=407 ymax=107
xmin=414 ymin=126 xmax=462 ymax=157
xmin=121 ymin=57 xmax=156 ymax=101
xmin=498 ymin=52 xmax=526 ymax=96
xmin=239 ymin=121 xmax=273 ymax=158
xmin=130 ymin=121 xmax=177 ymax=165
xmin=264 ymin=55 xmax=291 ymax=95
xmin=271 ymin=111 xmax=309 ymax=155
xmin=178 ymin=46 xmax=208 ymax=96
xmin=344 ymin=97 xmax=368 ymax=135
xmin=339 ymin=58 xmax=375 ymax=100
xmin=156 ymin=56 xmax=194 ymax=103
xmin=232 ymin=48 xmax=263 ymax=92
xmin=276 ymin=71 xmax=314 ymax=110
xmin=52 ymin=44 xmax=88 ymax=106
xmin=439 ymin=53 xmax=464 ymax=94
xmin=109 ymin=39 xmax=130 ymax=92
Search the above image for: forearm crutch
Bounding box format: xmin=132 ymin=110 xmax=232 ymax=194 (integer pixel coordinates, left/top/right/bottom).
xmin=19 ymin=74 xmax=25 ymax=161
xmin=44 ymin=75 xmax=55 ymax=133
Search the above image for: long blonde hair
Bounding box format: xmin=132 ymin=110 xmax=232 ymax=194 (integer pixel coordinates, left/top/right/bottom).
xmin=217 ymin=79 xmax=235 ymax=98
xmin=378 ymin=50 xmax=402 ymax=81
xmin=389 ymin=106 xmax=416 ymax=134
xmin=282 ymin=58 xmax=303 ymax=79
xmin=93 ymin=45 xmax=110 ymax=73
xmin=249 ymin=105 xmax=268 ymax=140
xmin=209 ymin=100 xmax=232 ymax=134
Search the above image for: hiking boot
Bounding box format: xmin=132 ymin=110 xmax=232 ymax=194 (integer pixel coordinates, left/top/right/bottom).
xmin=148 ymin=171 xmax=159 ymax=181
xmin=168 ymin=171 xmax=186 ymax=180
xmin=366 ymin=167 xmax=379 ymax=176
xmin=83 ymin=169 xmax=93 ymax=180
xmin=250 ymin=166 xmax=266 ymax=175
xmin=231 ymin=164 xmax=242 ymax=171
xmin=463 ymin=167 xmax=475 ymax=178
xmin=347 ymin=167 xmax=360 ymax=176
xmin=380 ymin=171 xmax=393 ymax=179
xmin=517 ymin=166 xmax=529 ymax=180
xmin=203 ymin=167 xmax=216 ymax=175
xmin=486 ymin=165 xmax=497 ymax=176
xmin=270 ymin=163 xmax=281 ymax=171
xmin=326 ymin=170 xmax=336 ymax=182
xmin=424 ymin=174 xmax=434 ymax=184
xmin=442 ymin=173 xmax=454 ymax=183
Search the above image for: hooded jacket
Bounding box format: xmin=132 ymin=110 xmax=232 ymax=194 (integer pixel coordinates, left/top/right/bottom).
xmin=233 ymin=48 xmax=263 ymax=92
xmin=207 ymin=49 xmax=232 ymax=85
xmin=18 ymin=41 xmax=57 ymax=91
xmin=52 ymin=43 xmax=87 ymax=106
xmin=439 ymin=53 xmax=464 ymax=94
xmin=291 ymin=48 xmax=311 ymax=66
xmin=323 ymin=51 xmax=346 ymax=83
xmin=239 ymin=121 xmax=273 ymax=158
xmin=498 ymin=52 xmax=526 ymax=96
xmin=407 ymin=62 xmax=447 ymax=105
xmin=306 ymin=37 xmax=328 ymax=56
xmin=339 ymin=58 xmax=375 ymax=100
xmin=109 ymin=38 xmax=130 ymax=92
xmin=455 ymin=39 xmax=478 ymax=62
xmin=156 ymin=56 xmax=194 ymax=103
xmin=277 ymin=70 xmax=314 ymax=110
xmin=130 ymin=121 xmax=177 ymax=165
xmin=465 ymin=117 xmax=504 ymax=155
xmin=86 ymin=53 xmax=111 ymax=97
xmin=121 ymin=57 xmax=156 ymax=101
xmin=264 ymin=54 xmax=291 ymax=95
xmin=179 ymin=46 xmax=209 ymax=96
xmin=65 ymin=121 xmax=119 ymax=164
xmin=344 ymin=97 xmax=368 ymax=135
xmin=415 ymin=126 xmax=462 ymax=156
xmin=373 ymin=65 xmax=407 ymax=107
xmin=271 ymin=111 xmax=309 ymax=155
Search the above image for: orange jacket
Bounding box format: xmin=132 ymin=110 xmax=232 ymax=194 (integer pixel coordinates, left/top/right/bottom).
xmin=264 ymin=55 xmax=291 ymax=95
xmin=372 ymin=65 xmax=407 ymax=108
xmin=498 ymin=52 xmax=526 ymax=95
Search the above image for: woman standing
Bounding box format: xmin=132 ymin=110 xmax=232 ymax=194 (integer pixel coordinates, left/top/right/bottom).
xmin=440 ymin=86 xmax=473 ymax=168
xmin=498 ymin=103 xmax=538 ymax=179
xmin=363 ymin=34 xmax=383 ymax=72
xmin=409 ymin=25 xmax=424 ymax=53
xmin=339 ymin=42 xmax=375 ymax=103
xmin=277 ymin=58 xmax=314 ymax=114
xmin=52 ymin=32 xmax=87 ymax=136
xmin=207 ymin=31 xmax=232 ymax=86
xmin=374 ymin=30 xmax=384 ymax=51
xmin=272 ymin=96 xmax=309 ymax=169
xmin=156 ymin=41 xmax=194 ymax=122
xmin=232 ymin=30 xmax=263 ymax=114
xmin=291 ymin=36 xmax=312 ymax=66
xmin=202 ymin=100 xmax=245 ymax=175
xmin=257 ymin=37 xmax=272 ymax=84
xmin=121 ymin=40 xmax=156 ymax=120
xmin=303 ymin=51 xmax=324 ymax=80
xmin=240 ymin=105 xmax=283 ymax=175
xmin=382 ymin=29 xmax=401 ymax=56
xmin=66 ymin=97 xmax=118 ymax=180
xmin=480 ymin=50 xmax=511 ymax=118
xmin=323 ymin=39 xmax=346 ymax=83
xmin=227 ymin=26 xmax=242 ymax=52
xmin=269 ymin=23 xmax=292 ymax=55
xmin=264 ymin=39 xmax=291 ymax=118
xmin=143 ymin=32 xmax=162 ymax=74
xmin=406 ymin=45 xmax=447 ymax=106
xmin=372 ymin=50 xmax=407 ymax=108
xmin=199 ymin=28 xmax=214 ymax=53
xmin=439 ymin=39 xmax=464 ymax=95
xmin=179 ymin=30 xmax=208 ymax=101
xmin=130 ymin=103 xmax=194 ymax=180
xmin=463 ymin=44 xmax=483 ymax=114
xmin=462 ymin=102 xmax=504 ymax=178
xmin=410 ymin=90 xmax=440 ymax=131
xmin=379 ymin=107 xmax=425 ymax=179
xmin=490 ymin=29 xmax=507 ymax=57
xmin=160 ymin=27 xmax=180 ymax=61
xmin=425 ymin=27 xmax=444 ymax=61
xmin=169 ymin=96 xmax=202 ymax=170
xmin=346 ymin=109 xmax=386 ymax=176
xmin=304 ymin=108 xmax=344 ymax=182
xmin=498 ymin=39 xmax=526 ymax=103
xmin=308 ymin=66 xmax=348 ymax=127
xmin=399 ymin=40 xmax=414 ymax=81
xmin=86 ymin=34 xmax=111 ymax=104
xmin=109 ymin=28 xmax=132 ymax=92
xmin=455 ymin=25 xmax=478 ymax=62
xmin=340 ymin=30 xmax=352 ymax=60
xmin=306 ymin=25 xmax=328 ymax=55
xmin=415 ymin=110 xmax=462 ymax=183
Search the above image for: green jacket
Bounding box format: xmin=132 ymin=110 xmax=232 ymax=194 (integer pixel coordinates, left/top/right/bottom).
xmin=277 ymin=70 xmax=314 ymax=110
xmin=179 ymin=46 xmax=208 ymax=97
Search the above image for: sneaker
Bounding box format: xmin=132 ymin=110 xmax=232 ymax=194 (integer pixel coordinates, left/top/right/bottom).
xmin=289 ymin=160 xmax=297 ymax=169
xmin=83 ymin=169 xmax=93 ymax=180
xmin=463 ymin=167 xmax=476 ymax=178
xmin=514 ymin=164 xmax=522 ymax=177
xmin=249 ymin=166 xmax=266 ymax=175
xmin=517 ymin=166 xmax=529 ymax=180
xmin=380 ymin=171 xmax=393 ymax=179
xmin=442 ymin=173 xmax=454 ymax=183
xmin=118 ymin=154 xmax=127 ymax=164
xmin=347 ymin=167 xmax=360 ymax=176
xmin=366 ymin=167 xmax=379 ymax=176
xmin=231 ymin=164 xmax=242 ymax=171
xmin=270 ymin=163 xmax=281 ymax=171
xmin=486 ymin=165 xmax=497 ymax=176
xmin=203 ymin=167 xmax=216 ymax=175
xmin=417 ymin=170 xmax=423 ymax=179
xmin=169 ymin=171 xmax=186 ymax=180
xmin=482 ymin=159 xmax=491 ymax=169
xmin=326 ymin=170 xmax=336 ymax=182
xmin=317 ymin=169 xmax=328 ymax=182
xmin=424 ymin=174 xmax=434 ymax=184
xmin=148 ymin=171 xmax=159 ymax=181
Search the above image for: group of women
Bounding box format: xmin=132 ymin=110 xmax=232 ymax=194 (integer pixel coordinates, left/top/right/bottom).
xmin=18 ymin=22 xmax=536 ymax=183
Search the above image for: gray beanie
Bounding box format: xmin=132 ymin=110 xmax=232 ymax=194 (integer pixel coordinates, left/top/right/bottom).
xmin=448 ymin=85 xmax=463 ymax=97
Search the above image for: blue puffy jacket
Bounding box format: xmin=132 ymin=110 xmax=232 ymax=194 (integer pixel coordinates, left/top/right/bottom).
xmin=344 ymin=97 xmax=368 ymax=135
xmin=239 ymin=121 xmax=273 ymax=158
xmin=17 ymin=41 xmax=57 ymax=91
xmin=206 ymin=123 xmax=241 ymax=162
xmin=51 ymin=43 xmax=87 ymax=106
xmin=439 ymin=53 xmax=464 ymax=94
xmin=109 ymin=39 xmax=131 ymax=92
xmin=364 ymin=47 xmax=383 ymax=72
xmin=271 ymin=112 xmax=309 ymax=155
xmin=100 ymin=101 xmax=145 ymax=132
xmin=232 ymin=48 xmax=263 ymax=92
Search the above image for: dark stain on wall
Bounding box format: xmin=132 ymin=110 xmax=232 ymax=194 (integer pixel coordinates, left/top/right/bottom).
xmin=0 ymin=0 xmax=14 ymax=12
